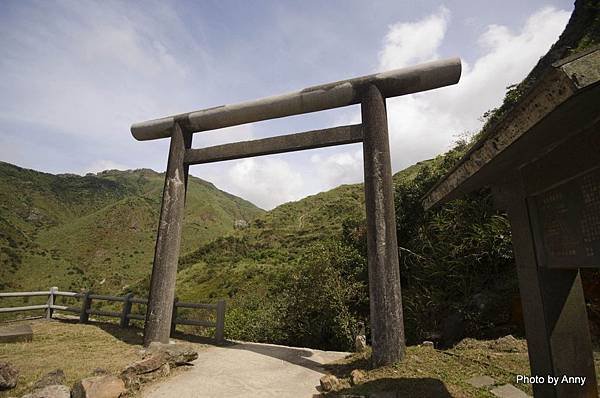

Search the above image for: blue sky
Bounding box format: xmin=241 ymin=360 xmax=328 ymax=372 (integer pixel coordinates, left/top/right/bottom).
xmin=0 ymin=0 xmax=572 ymax=209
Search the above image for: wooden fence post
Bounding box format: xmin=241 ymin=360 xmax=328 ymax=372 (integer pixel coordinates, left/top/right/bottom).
xmin=170 ymin=297 xmax=179 ymax=337
xmin=120 ymin=293 xmax=134 ymax=328
xmin=215 ymin=300 xmax=226 ymax=345
xmin=46 ymin=287 xmax=57 ymax=320
xmin=79 ymin=291 xmax=91 ymax=323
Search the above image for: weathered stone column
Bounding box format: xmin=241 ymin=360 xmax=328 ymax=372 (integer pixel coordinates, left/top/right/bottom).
xmin=144 ymin=122 xmax=191 ymax=346
xmin=361 ymin=84 xmax=406 ymax=367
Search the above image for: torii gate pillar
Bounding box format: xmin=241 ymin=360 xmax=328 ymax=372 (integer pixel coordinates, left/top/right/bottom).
xmin=362 ymin=85 xmax=405 ymax=365
xmin=143 ymin=123 xmax=191 ymax=346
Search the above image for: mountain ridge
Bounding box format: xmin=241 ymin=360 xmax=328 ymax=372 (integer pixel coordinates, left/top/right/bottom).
xmin=0 ymin=160 xmax=264 ymax=292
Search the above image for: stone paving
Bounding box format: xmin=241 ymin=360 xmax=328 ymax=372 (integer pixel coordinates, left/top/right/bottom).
xmin=0 ymin=323 xmax=33 ymax=343
xmin=466 ymin=375 xmax=531 ymax=398
xmin=491 ymin=384 xmax=531 ymax=398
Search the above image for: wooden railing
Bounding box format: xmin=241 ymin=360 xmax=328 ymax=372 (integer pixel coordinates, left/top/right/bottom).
xmin=0 ymin=287 xmax=226 ymax=344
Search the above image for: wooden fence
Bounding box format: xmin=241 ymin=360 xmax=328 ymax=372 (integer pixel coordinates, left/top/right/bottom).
xmin=0 ymin=287 xmax=226 ymax=344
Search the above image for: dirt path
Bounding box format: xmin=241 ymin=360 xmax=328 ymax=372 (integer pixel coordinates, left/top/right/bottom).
xmin=142 ymin=341 xmax=348 ymax=398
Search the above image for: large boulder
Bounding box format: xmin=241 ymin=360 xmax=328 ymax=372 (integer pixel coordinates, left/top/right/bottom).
xmin=0 ymin=361 xmax=18 ymax=390
xmin=121 ymin=361 xmax=170 ymax=391
xmin=121 ymin=364 xmax=170 ymax=392
xmin=72 ymin=375 xmax=125 ymax=398
xmin=146 ymin=342 xmax=198 ymax=365
xmin=32 ymin=369 xmax=66 ymax=390
xmin=120 ymin=354 xmax=171 ymax=391
xmin=120 ymin=342 xmax=196 ymax=391
xmin=122 ymin=354 xmax=167 ymax=376
xmin=21 ymin=384 xmax=70 ymax=398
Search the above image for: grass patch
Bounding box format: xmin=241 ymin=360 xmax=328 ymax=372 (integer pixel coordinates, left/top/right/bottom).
xmin=0 ymin=318 xmax=143 ymax=397
xmin=323 ymin=337 xmax=600 ymax=397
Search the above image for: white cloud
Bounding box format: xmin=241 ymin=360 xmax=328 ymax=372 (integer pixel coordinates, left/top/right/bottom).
xmin=383 ymin=6 xmax=570 ymax=171
xmin=191 ymin=125 xmax=255 ymax=148
xmin=310 ymin=6 xmax=569 ymax=186
xmin=431 ymin=6 xmax=571 ymax=129
xmin=379 ymin=6 xmax=450 ymax=70
xmin=310 ymin=148 xmax=364 ymax=188
xmin=219 ymin=158 xmax=305 ymax=210
xmin=83 ymin=159 xmax=129 ymax=174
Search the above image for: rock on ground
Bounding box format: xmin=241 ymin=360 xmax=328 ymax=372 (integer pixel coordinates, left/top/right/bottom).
xmin=72 ymin=375 xmax=125 ymax=398
xmin=21 ymin=384 xmax=70 ymax=398
xmin=32 ymin=369 xmax=66 ymax=390
xmin=121 ymin=345 xmax=186 ymax=391
xmin=354 ymin=335 xmax=367 ymax=353
xmin=122 ymin=354 xmax=166 ymax=376
xmin=466 ymin=375 xmax=496 ymax=388
xmin=120 ymin=341 xmax=197 ymax=391
xmin=145 ymin=342 xmax=198 ymax=365
xmin=320 ymin=374 xmax=341 ymax=392
xmin=491 ymin=384 xmax=531 ymax=398
xmin=493 ymin=335 xmax=526 ymax=353
xmin=350 ymin=369 xmax=365 ymax=385
xmin=121 ymin=362 xmax=170 ymax=392
xmin=92 ymin=368 xmax=110 ymax=376
xmin=0 ymin=361 xmax=19 ymax=390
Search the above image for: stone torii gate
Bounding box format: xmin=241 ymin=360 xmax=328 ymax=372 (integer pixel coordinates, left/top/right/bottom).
xmin=131 ymin=57 xmax=462 ymax=366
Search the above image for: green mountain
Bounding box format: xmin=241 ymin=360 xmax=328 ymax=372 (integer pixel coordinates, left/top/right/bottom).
xmin=0 ymin=161 xmax=264 ymax=292
xmin=170 ymin=160 xmax=434 ymax=302
xmin=0 ymin=154 xmax=431 ymax=297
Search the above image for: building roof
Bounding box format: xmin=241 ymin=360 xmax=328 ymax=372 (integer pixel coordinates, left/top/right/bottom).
xmin=423 ymin=46 xmax=600 ymax=209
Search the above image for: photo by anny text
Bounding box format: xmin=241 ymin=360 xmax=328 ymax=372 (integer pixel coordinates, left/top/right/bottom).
xmin=516 ymin=375 xmax=587 ymax=387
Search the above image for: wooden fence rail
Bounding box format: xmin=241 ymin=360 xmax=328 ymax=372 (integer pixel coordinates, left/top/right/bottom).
xmin=0 ymin=287 xmax=226 ymax=344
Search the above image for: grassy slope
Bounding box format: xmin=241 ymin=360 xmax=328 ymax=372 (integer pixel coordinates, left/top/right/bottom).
xmin=0 ymin=162 xmax=264 ymax=293
xmin=0 ymin=319 xmax=144 ymax=397
xmin=172 ymin=160 xmax=434 ymax=302
xmin=324 ymin=338 xmax=600 ymax=397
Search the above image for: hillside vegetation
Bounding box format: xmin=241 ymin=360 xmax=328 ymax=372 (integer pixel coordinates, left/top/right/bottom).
xmin=0 ymin=162 xmax=263 ymax=293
